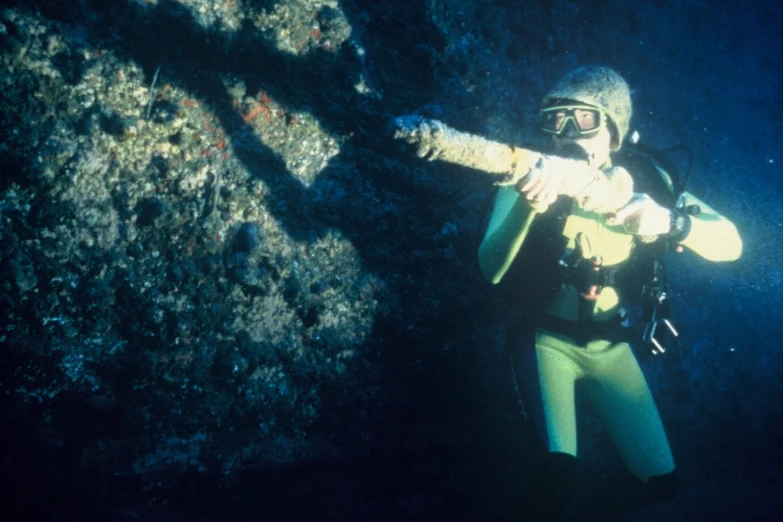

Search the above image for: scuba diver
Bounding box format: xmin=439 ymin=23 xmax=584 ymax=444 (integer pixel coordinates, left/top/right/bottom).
xmin=477 ymin=66 xmax=742 ymax=520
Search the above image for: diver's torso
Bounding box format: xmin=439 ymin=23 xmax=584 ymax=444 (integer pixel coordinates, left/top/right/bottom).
xmin=542 ymin=201 xmax=635 ymax=322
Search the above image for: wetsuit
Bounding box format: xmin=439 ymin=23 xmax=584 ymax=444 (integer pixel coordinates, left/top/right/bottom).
xmin=478 ymin=163 xmax=742 ymax=519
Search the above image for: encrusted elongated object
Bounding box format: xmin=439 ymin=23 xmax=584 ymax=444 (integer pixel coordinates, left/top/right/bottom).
xmin=392 ymin=115 xmax=634 ymax=213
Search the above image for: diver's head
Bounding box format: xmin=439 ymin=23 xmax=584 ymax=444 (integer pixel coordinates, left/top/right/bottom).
xmin=541 ymin=66 xmax=632 ymax=165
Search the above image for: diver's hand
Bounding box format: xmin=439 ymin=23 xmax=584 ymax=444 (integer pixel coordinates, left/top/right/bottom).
xmin=606 ymin=193 xmax=671 ymax=236
xmin=515 ymin=157 xmax=562 ymax=212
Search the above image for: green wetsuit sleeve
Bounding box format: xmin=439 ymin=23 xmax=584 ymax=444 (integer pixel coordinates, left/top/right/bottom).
xmin=478 ymin=186 xmax=537 ymax=284
xmin=678 ymin=192 xmax=742 ymax=262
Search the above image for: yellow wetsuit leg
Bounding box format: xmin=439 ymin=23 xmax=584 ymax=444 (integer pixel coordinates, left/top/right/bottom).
xmin=581 ymin=340 xmax=675 ymax=481
xmin=527 ymin=331 xmax=580 ymax=456
xmin=523 ymin=330 xmax=675 ymax=481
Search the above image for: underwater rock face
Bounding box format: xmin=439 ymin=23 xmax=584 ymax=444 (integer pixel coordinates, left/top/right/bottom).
xmin=1 ymin=0 xmax=781 ymax=520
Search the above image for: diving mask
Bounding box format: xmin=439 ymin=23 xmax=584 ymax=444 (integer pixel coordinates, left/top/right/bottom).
xmin=541 ymin=105 xmax=605 ymax=137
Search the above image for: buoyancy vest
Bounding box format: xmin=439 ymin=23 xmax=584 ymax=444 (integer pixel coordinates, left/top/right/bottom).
xmin=493 ymin=142 xmax=686 ymax=346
